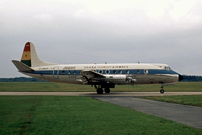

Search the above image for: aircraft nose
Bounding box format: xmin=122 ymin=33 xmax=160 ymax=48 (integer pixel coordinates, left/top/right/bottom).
xmin=178 ymin=74 xmax=184 ymax=81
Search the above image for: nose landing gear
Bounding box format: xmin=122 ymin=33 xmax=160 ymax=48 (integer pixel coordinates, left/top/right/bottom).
xmin=160 ymin=89 xmax=164 ymax=94
xmin=160 ymin=85 xmax=164 ymax=94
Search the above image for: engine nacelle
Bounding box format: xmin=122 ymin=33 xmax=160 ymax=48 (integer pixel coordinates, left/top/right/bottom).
xmin=105 ymin=74 xmax=126 ymax=79
xmin=104 ymin=75 xmax=128 ymax=84
xmin=94 ymin=75 xmax=136 ymax=84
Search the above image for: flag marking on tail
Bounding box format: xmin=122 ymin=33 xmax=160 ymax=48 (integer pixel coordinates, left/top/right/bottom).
xmin=21 ymin=42 xmax=31 ymax=67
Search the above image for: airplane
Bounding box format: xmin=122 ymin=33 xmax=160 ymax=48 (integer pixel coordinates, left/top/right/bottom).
xmin=12 ymin=42 xmax=183 ymax=94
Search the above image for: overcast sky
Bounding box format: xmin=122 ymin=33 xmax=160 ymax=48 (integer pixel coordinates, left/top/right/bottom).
xmin=1 ymin=0 xmax=202 ymax=77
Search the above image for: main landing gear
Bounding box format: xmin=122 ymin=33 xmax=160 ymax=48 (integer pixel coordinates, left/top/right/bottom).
xmin=104 ymin=88 xmax=110 ymax=93
xmin=97 ymin=88 xmax=103 ymax=94
xmin=95 ymin=85 xmax=110 ymax=94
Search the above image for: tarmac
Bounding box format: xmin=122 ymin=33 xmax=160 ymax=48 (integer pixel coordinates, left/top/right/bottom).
xmin=95 ymin=96 xmax=202 ymax=130
xmin=1 ymin=92 xmax=202 ymax=130
xmin=1 ymin=91 xmax=202 ymax=96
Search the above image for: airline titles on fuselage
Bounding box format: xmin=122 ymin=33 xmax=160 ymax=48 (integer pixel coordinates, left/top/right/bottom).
xmin=38 ymin=65 xmax=130 ymax=71
xmin=84 ymin=65 xmax=129 ymax=69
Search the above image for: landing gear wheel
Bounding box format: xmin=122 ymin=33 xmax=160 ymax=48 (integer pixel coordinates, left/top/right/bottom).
xmin=160 ymin=89 xmax=164 ymax=94
xmin=97 ymin=88 xmax=103 ymax=94
xmin=104 ymin=88 xmax=110 ymax=94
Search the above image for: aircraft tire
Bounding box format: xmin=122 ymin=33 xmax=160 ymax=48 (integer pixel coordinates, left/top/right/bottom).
xmin=160 ymin=89 xmax=164 ymax=94
xmin=105 ymin=88 xmax=110 ymax=93
xmin=97 ymin=88 xmax=103 ymax=94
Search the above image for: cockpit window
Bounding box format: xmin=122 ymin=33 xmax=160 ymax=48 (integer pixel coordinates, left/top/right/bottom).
xmin=165 ymin=66 xmax=171 ymax=70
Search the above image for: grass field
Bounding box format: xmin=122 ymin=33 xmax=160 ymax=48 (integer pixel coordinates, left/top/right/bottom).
xmin=1 ymin=82 xmax=202 ymax=92
xmin=144 ymin=95 xmax=202 ymax=107
xmin=0 ymin=96 xmax=202 ymax=135
xmin=1 ymin=82 xmax=202 ymax=134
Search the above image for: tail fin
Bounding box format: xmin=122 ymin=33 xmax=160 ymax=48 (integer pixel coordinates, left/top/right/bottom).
xmin=20 ymin=42 xmax=56 ymax=67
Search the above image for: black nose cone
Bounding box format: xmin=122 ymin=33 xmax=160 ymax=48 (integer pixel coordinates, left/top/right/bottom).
xmin=178 ymin=74 xmax=183 ymax=81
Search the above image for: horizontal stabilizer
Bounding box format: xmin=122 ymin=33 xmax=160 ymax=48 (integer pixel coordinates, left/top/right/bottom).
xmin=12 ymin=60 xmax=34 ymax=72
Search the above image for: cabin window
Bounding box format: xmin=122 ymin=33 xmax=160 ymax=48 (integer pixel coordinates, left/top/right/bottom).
xmin=137 ymin=70 xmax=140 ymax=74
xmin=62 ymin=70 xmax=65 ymax=75
xmin=73 ymin=70 xmax=76 ymax=75
xmin=119 ymin=70 xmax=122 ymax=74
xmin=113 ymin=70 xmax=116 ymax=74
xmin=126 ymin=70 xmax=129 ymax=74
xmin=67 ymin=71 xmax=70 ymax=75
xmin=99 ymin=70 xmax=103 ymax=74
xmin=106 ymin=70 xmax=110 ymax=74
xmin=144 ymin=69 xmax=148 ymax=74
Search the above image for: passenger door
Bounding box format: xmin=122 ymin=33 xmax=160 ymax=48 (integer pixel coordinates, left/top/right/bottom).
xmin=53 ymin=67 xmax=59 ymax=79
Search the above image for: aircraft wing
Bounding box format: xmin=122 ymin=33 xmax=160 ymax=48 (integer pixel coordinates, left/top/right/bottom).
xmin=81 ymin=70 xmax=105 ymax=79
xmin=80 ymin=70 xmax=136 ymax=85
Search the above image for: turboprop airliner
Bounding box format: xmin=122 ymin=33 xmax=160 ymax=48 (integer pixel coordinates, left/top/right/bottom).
xmin=12 ymin=42 xmax=183 ymax=94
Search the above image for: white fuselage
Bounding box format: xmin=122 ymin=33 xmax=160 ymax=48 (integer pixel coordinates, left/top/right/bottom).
xmin=22 ymin=63 xmax=179 ymax=85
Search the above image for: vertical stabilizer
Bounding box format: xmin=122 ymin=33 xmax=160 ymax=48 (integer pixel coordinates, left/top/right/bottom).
xmin=21 ymin=42 xmax=31 ymax=66
xmin=21 ymin=42 xmax=56 ymax=67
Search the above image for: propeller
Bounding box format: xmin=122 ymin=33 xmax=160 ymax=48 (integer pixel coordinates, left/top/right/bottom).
xmin=126 ymin=75 xmax=136 ymax=91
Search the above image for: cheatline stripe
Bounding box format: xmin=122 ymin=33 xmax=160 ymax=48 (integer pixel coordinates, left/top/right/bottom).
xmin=23 ymin=69 xmax=178 ymax=75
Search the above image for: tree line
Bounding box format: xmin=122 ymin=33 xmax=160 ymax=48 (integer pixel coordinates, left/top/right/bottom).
xmin=180 ymin=75 xmax=202 ymax=82
xmin=0 ymin=77 xmax=46 ymax=82
xmin=0 ymin=75 xmax=202 ymax=82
